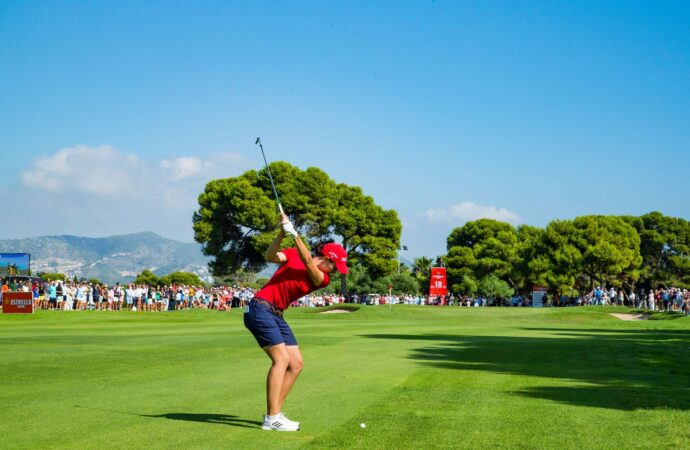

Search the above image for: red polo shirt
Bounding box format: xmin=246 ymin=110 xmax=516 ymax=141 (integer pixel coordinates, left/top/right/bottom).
xmin=255 ymin=248 xmax=330 ymax=311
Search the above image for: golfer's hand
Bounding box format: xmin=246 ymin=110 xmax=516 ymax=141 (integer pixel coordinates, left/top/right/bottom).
xmin=283 ymin=220 xmax=298 ymax=237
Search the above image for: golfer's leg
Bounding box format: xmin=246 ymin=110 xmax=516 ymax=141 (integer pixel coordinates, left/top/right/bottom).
xmin=278 ymin=345 xmax=304 ymax=412
xmin=264 ymin=344 xmax=290 ymax=416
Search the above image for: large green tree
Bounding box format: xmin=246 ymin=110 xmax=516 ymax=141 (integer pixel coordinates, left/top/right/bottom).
xmin=134 ymin=269 xmax=159 ymax=286
xmin=159 ymin=271 xmax=204 ymax=286
xmin=193 ymin=163 xmax=401 ymax=291
xmin=538 ymin=220 xmax=582 ymax=293
xmin=411 ymin=256 xmax=433 ymax=294
xmin=623 ymin=212 xmax=690 ymax=289
xmin=342 ymin=264 xmax=376 ymax=295
xmin=444 ymin=215 xmax=645 ymax=297
xmin=540 ymin=216 xmax=642 ymax=293
xmin=329 ymin=184 xmax=401 ymax=292
xmin=37 ymin=272 xmax=66 ymax=282
xmin=478 ymin=274 xmax=514 ymax=305
xmin=514 ymin=224 xmax=549 ymax=290
xmin=379 ymin=272 xmax=419 ymax=296
xmin=445 ymin=219 xmax=519 ymax=293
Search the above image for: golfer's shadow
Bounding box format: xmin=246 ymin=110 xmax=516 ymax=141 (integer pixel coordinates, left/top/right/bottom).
xmin=141 ymin=412 xmax=262 ymax=429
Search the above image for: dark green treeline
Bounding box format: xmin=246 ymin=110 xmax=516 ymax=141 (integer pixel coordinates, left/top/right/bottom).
xmin=444 ymin=212 xmax=690 ymax=296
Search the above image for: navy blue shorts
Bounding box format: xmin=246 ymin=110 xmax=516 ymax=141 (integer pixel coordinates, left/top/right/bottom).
xmin=244 ymin=300 xmax=298 ymax=348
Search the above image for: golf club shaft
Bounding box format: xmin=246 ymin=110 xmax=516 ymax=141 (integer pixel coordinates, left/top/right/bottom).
xmin=255 ymin=138 xmax=284 ymax=214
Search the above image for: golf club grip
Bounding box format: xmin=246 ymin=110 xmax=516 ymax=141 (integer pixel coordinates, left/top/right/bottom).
xmin=278 ymin=203 xmax=284 ymax=215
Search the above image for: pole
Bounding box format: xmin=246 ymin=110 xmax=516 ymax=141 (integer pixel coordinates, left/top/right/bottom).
xmin=397 ymin=245 xmax=406 ymax=274
xmin=254 ymin=137 xmax=284 ymax=214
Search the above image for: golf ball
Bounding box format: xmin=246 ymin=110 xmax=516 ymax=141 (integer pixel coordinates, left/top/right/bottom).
xmin=360 ymin=423 xmax=366 ymax=428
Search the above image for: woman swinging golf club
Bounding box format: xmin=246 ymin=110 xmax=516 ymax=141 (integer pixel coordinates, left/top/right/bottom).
xmin=244 ymin=212 xmax=348 ymax=431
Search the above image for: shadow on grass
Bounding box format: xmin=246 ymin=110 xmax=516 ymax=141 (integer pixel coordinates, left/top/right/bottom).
xmin=361 ymin=329 xmax=690 ymax=411
xmin=139 ymin=412 xmax=262 ymax=428
xmin=523 ymin=327 xmax=690 ymax=337
xmin=644 ymin=312 xmax=689 ymax=321
xmin=74 ymin=405 xmax=262 ymax=428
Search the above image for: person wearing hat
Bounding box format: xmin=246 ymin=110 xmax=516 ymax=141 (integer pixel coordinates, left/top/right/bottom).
xmin=244 ymin=212 xmax=348 ymax=432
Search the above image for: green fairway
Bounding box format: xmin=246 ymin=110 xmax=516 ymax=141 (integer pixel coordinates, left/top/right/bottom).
xmin=1 ymin=306 xmax=689 ymax=449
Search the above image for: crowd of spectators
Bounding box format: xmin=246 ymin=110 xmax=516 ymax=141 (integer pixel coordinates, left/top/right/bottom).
xmin=578 ymin=286 xmax=690 ymax=313
xmin=344 ymin=288 xmax=690 ymax=314
xmin=1 ymin=277 xmax=689 ymax=315
xmin=0 ymin=278 xmax=259 ymax=312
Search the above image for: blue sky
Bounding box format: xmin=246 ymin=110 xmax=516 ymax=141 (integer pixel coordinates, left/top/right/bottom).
xmin=1 ymin=1 xmax=689 ymax=258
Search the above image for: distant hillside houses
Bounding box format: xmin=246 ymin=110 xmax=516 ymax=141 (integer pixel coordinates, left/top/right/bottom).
xmin=0 ymin=232 xmax=213 ymax=285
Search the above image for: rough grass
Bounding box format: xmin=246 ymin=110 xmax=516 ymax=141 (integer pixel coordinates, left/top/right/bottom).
xmin=1 ymin=306 xmax=688 ymax=449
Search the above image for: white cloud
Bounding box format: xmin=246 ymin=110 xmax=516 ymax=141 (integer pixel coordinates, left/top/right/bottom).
xmin=21 ymin=145 xmax=144 ymax=197
xmin=8 ymin=145 xmax=248 ymax=241
xmin=160 ymin=157 xmax=203 ymax=180
xmin=424 ymin=201 xmax=521 ymax=225
xmin=208 ymin=152 xmax=244 ymax=167
xmin=202 ymin=152 xmax=246 ymax=179
xmin=160 ymin=152 xmax=246 ymax=180
xmin=21 ymin=146 xmax=247 ymax=197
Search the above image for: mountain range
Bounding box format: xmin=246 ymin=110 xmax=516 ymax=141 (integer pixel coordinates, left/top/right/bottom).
xmin=0 ymin=232 xmax=212 ymax=284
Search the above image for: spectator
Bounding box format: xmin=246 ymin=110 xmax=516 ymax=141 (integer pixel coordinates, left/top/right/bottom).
xmin=56 ymin=281 xmax=64 ymax=310
xmin=673 ymin=289 xmax=683 ymax=312
xmin=75 ymin=284 xmax=86 ymax=310
xmin=113 ymin=283 xmax=122 ymax=311
xmin=125 ymin=284 xmax=134 ymax=311
xmin=661 ymin=290 xmax=669 ymax=311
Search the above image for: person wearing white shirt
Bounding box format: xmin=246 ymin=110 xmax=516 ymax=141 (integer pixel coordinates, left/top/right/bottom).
xmin=125 ymin=285 xmax=135 ymax=311
xmin=113 ymin=283 xmax=122 ymax=311
xmin=75 ymin=285 xmax=85 ymax=310
xmin=134 ymin=286 xmax=143 ymax=311
xmin=63 ymin=284 xmax=73 ymax=311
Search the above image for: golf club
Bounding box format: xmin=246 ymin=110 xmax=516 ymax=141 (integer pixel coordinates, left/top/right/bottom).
xmin=255 ymin=137 xmax=284 ymax=215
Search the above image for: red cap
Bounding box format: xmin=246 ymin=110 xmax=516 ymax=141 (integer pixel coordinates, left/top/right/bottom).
xmin=322 ymin=243 xmax=349 ymax=274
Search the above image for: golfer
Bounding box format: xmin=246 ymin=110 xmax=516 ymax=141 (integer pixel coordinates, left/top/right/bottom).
xmin=244 ymin=213 xmax=348 ymax=432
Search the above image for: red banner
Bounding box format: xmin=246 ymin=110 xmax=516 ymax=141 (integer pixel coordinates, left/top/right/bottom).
xmin=2 ymin=291 xmax=34 ymax=314
xmin=429 ymin=267 xmax=448 ymax=296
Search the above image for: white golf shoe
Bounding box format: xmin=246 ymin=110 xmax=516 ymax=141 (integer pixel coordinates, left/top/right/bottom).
xmin=262 ymin=414 xmax=300 ymax=431
xmin=279 ymin=413 xmax=300 ymax=428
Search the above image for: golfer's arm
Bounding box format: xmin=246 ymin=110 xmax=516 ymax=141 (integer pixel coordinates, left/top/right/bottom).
xmin=294 ymin=236 xmax=325 ymax=286
xmin=265 ymin=229 xmax=287 ymax=264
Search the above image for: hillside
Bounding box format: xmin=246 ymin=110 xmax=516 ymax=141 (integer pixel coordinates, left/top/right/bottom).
xmin=0 ymin=232 xmax=212 ymax=284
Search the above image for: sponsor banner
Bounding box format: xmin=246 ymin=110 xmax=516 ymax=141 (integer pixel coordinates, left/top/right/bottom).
xmin=532 ymin=286 xmax=547 ymax=308
xmin=429 ymin=267 xmax=448 ymax=296
xmin=2 ymin=291 xmax=34 ymax=314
